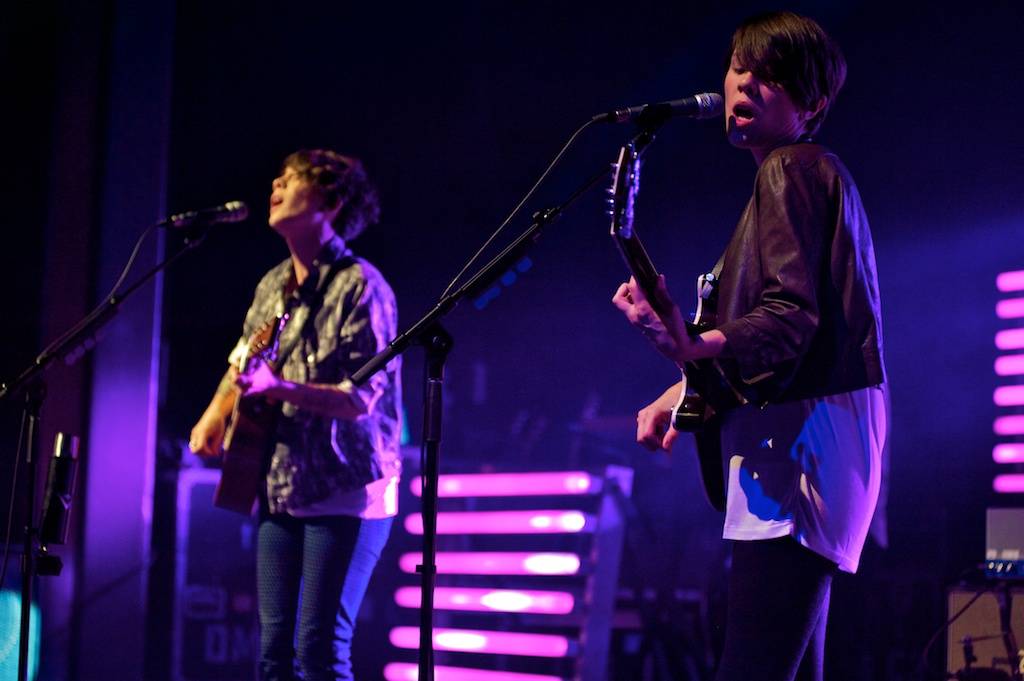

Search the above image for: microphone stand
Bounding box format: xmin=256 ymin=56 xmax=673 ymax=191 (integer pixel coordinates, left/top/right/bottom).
xmin=351 ymin=116 xmax=670 ymax=681
xmin=0 ymin=226 xmax=209 ymax=681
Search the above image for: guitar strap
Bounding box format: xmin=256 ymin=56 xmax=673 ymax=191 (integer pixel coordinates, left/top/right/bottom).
xmin=274 ymin=254 xmax=353 ymax=365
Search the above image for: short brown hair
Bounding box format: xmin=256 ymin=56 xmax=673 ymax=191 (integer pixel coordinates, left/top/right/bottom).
xmin=728 ymin=11 xmax=847 ymax=137
xmin=282 ymin=149 xmax=381 ymax=240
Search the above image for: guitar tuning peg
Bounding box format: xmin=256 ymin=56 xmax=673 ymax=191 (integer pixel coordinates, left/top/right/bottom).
xmin=610 ymin=162 xmax=619 ymax=170
xmin=605 ymin=187 xmax=614 ymax=195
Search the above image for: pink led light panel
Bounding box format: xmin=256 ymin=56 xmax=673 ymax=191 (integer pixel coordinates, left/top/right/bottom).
xmin=993 ymin=474 xmax=1024 ymax=494
xmin=398 ymin=552 xmax=581 ymax=576
xmin=994 ymin=416 xmax=1024 ymax=436
xmin=994 ymin=385 xmax=1024 ymax=406
xmin=389 ymin=627 xmax=571 ymax=657
xmin=383 ymin=663 xmax=565 ymax=681
xmin=404 ymin=510 xmax=591 ymax=535
xmin=996 ymin=329 xmax=1024 ymax=351
xmin=994 ymin=444 xmax=1024 ymax=463
xmin=995 ymin=355 xmax=1024 ymax=376
xmin=395 ymin=586 xmax=575 ymax=614
xmin=997 ymin=298 xmax=1024 ymax=319
xmin=410 ymin=471 xmax=597 ymax=497
xmin=997 ymin=270 xmax=1024 ymax=293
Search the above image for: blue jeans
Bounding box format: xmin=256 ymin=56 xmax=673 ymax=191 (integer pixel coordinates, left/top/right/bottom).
xmin=256 ymin=513 xmax=392 ymax=681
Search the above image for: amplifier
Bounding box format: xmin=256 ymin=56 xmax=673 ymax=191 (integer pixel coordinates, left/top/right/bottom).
xmin=173 ymin=468 xmax=258 ymax=681
xmin=947 ymin=586 xmax=1024 ymax=678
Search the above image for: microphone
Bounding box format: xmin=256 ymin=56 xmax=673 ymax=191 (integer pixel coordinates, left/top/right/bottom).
xmin=159 ymin=201 xmax=249 ymax=229
xmin=594 ymin=92 xmax=724 ymax=125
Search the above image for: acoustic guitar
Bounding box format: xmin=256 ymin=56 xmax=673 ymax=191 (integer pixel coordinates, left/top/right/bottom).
xmin=214 ymin=313 xmax=290 ymax=514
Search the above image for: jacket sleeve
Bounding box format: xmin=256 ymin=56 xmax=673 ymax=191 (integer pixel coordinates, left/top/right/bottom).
xmin=716 ymin=153 xmax=832 ymax=394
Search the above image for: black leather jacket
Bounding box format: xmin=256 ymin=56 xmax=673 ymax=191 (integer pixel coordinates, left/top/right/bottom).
xmin=712 ymin=143 xmax=885 ymax=406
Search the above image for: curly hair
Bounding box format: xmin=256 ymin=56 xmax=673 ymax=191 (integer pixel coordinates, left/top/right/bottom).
xmin=727 ymin=11 xmax=847 ymax=137
xmin=281 ymin=149 xmax=381 ymax=241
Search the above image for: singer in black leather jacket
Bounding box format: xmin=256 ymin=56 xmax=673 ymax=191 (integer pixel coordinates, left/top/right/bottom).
xmin=612 ymin=12 xmax=887 ymax=681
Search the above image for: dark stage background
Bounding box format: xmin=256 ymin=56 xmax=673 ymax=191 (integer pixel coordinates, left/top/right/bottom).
xmin=3 ymin=1 xmax=1023 ymax=679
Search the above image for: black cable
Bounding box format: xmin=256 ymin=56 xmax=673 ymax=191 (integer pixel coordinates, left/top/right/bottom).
xmin=34 ymin=223 xmax=157 ymax=363
xmin=438 ymin=117 xmax=598 ymax=300
xmin=916 ymin=575 xmax=991 ymax=681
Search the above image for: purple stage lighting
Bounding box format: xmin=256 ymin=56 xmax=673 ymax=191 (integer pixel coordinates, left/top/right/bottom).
xmin=995 ymin=355 xmax=1024 ymax=376
xmin=404 ymin=510 xmax=593 ymax=535
xmin=398 ymin=551 xmax=582 ymax=576
xmin=997 ymin=270 xmax=1024 ymax=292
xmin=411 ymin=471 xmax=599 ymax=498
xmin=993 ymin=444 xmax=1024 ymax=463
xmin=394 ymin=586 xmax=575 ymax=614
xmin=993 ymin=475 xmax=1024 ymax=494
xmin=384 ymin=662 xmax=566 ymax=681
xmin=389 ymin=627 xmax=573 ymax=657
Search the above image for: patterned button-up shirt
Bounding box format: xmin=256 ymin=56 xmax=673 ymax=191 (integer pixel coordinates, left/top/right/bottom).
xmin=230 ymin=236 xmax=401 ymax=514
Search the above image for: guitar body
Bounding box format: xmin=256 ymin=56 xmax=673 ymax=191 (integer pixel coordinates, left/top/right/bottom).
xmin=609 ymin=141 xmax=727 ymax=511
xmin=214 ymin=314 xmax=290 ymax=515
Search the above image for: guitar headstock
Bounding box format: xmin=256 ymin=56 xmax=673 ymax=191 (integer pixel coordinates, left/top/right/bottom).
xmin=608 ymin=142 xmax=641 ymax=239
xmin=243 ymin=312 xmax=291 ymax=368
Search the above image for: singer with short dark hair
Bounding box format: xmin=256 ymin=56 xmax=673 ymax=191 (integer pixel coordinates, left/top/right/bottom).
xmin=189 ymin=148 xmax=401 ymax=681
xmin=612 ymin=12 xmax=886 ymax=681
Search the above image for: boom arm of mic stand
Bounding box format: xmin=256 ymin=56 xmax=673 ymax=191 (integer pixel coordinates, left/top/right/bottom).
xmin=349 ymin=206 xmax=560 ymax=387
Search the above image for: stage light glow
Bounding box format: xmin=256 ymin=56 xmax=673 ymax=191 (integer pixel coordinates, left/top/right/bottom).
xmin=994 ymin=415 xmax=1024 ymax=436
xmin=411 ymin=471 xmax=599 ymax=497
xmin=993 ymin=444 xmax=1024 ymax=463
xmin=398 ymin=552 xmax=582 ymax=576
xmin=997 ymin=270 xmax=1024 ymax=293
xmin=394 ymin=586 xmax=575 ymax=614
xmin=997 ymin=297 xmax=1024 ymax=319
xmin=404 ymin=510 xmax=593 ymax=535
xmin=383 ymin=662 xmax=566 ymax=681
xmin=996 ymin=329 xmax=1024 ymax=351
xmin=993 ymin=474 xmax=1024 ymax=494
xmin=994 ymin=385 xmax=1024 ymax=406
xmin=995 ymin=354 xmax=1024 ymax=376
xmin=389 ymin=627 xmax=572 ymax=657
xmin=0 ymin=590 xmax=40 ymax=681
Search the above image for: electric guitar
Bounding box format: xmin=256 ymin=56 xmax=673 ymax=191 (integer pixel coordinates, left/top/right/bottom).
xmin=214 ymin=313 xmax=291 ymax=514
xmin=608 ymin=142 xmax=726 ymax=511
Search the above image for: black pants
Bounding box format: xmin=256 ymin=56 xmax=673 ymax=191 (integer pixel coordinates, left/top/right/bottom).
xmin=714 ymin=537 xmax=838 ymax=681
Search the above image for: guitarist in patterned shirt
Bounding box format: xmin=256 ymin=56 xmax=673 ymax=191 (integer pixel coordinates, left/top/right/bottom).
xmin=189 ymin=149 xmax=401 ymax=681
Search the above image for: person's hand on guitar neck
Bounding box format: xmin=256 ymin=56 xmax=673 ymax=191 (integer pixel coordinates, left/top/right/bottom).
xmin=612 ymin=274 xmax=726 ymax=366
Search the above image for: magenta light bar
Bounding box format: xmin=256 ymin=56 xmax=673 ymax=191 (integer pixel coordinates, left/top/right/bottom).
xmin=996 ymin=329 xmax=1024 ymax=351
xmin=395 ymin=586 xmax=575 ymax=614
xmin=383 ymin=662 xmax=565 ymax=681
xmin=994 ymin=385 xmax=1024 ymax=407
xmin=997 ymin=270 xmax=1024 ymax=293
xmin=389 ymin=627 xmax=572 ymax=657
xmin=997 ymin=298 xmax=1024 ymax=320
xmin=993 ymin=474 xmax=1024 ymax=494
xmin=994 ymin=444 xmax=1024 ymax=463
xmin=411 ymin=471 xmax=599 ymax=498
xmin=996 ymin=355 xmax=1024 ymax=376
xmin=398 ymin=551 xmax=582 ymax=576
xmin=994 ymin=415 xmax=1024 ymax=436
xmin=405 ymin=510 xmax=593 ymax=535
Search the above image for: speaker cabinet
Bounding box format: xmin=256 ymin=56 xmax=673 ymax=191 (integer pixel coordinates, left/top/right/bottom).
xmin=947 ymin=586 xmax=1024 ymax=678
